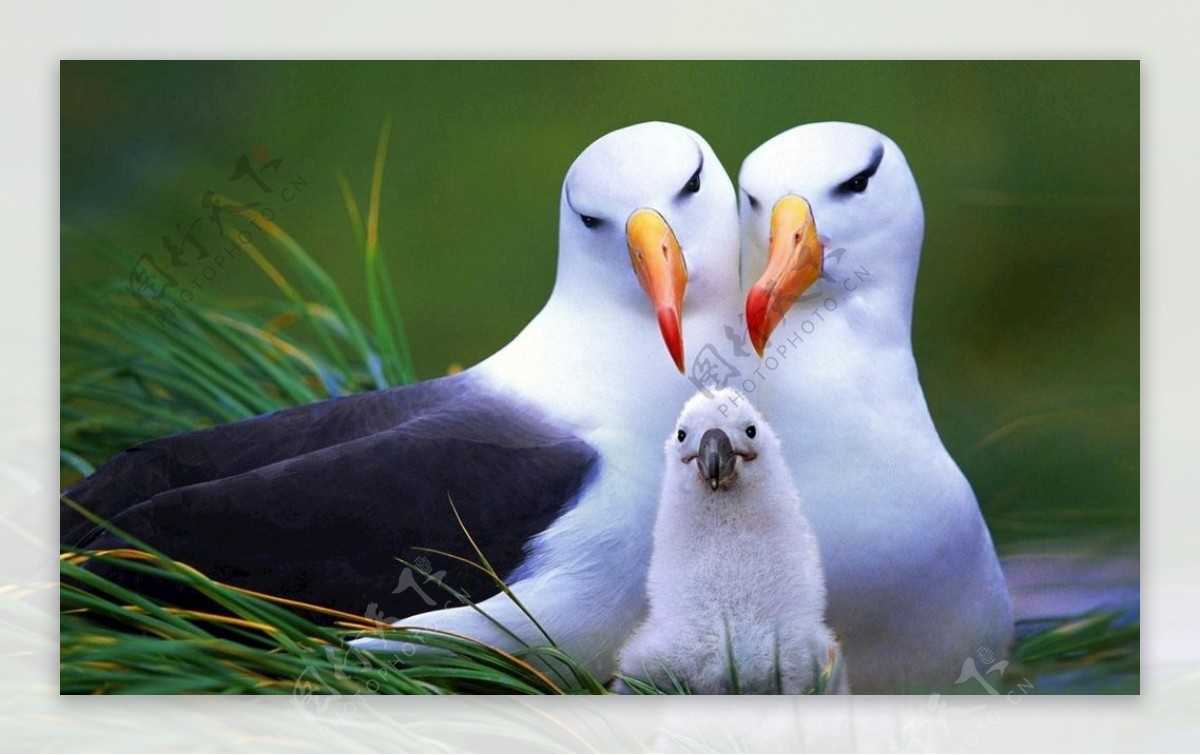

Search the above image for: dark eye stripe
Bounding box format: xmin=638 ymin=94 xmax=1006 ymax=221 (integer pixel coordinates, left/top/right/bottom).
xmin=835 ymin=144 xmax=884 ymax=195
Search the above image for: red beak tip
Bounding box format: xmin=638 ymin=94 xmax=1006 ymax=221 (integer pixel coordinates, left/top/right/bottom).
xmin=668 ymin=339 xmax=685 ymax=373
xmin=657 ymin=307 xmax=685 ymax=374
xmin=745 ymin=283 xmax=786 ymax=359
xmin=748 ymin=330 xmax=767 ymax=358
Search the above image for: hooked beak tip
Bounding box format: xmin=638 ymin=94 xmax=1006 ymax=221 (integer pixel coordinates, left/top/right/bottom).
xmin=657 ymin=306 xmax=685 ymax=373
xmin=628 ymin=208 xmax=687 ymax=372
xmin=743 ymin=194 xmax=822 ymax=356
xmin=745 ymin=284 xmax=771 ymax=356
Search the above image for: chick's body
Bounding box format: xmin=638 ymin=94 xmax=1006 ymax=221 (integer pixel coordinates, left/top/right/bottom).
xmin=617 ymin=390 xmax=846 ymax=694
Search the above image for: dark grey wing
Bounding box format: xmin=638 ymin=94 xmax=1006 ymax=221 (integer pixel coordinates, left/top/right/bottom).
xmin=62 ymin=373 xmax=600 ymax=621
xmin=62 ymin=373 xmax=476 ymax=545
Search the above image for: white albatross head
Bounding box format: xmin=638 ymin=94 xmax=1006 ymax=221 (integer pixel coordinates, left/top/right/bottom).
xmin=554 ymin=122 xmax=738 ymax=372
xmin=738 ymin=122 xmax=925 ymax=354
xmin=666 ymin=388 xmax=786 ymax=496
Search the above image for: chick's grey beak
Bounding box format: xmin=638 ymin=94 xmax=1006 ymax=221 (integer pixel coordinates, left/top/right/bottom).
xmin=698 ymin=428 xmax=736 ymax=491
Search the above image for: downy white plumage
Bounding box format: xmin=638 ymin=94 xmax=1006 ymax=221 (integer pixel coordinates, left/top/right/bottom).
xmin=617 ymin=389 xmax=846 ymax=694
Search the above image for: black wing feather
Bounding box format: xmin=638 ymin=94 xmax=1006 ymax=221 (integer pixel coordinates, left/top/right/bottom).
xmin=62 ymin=373 xmax=599 ymax=621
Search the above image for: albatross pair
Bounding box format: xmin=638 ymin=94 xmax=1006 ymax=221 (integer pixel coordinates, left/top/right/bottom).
xmin=62 ymin=121 xmax=1011 ymax=693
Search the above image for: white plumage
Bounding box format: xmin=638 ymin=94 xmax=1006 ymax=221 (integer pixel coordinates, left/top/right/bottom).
xmin=616 ymin=389 xmax=847 ymax=694
xmin=353 ymin=122 xmax=743 ymax=679
xmin=737 ymin=122 xmax=1013 ymax=692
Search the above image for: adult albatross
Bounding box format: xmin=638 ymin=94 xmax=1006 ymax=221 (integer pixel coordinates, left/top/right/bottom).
xmin=736 ymin=122 xmax=1013 ymax=693
xmin=62 ymin=122 xmax=741 ymax=678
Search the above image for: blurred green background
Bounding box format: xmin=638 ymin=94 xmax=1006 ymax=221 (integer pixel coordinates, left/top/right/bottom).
xmin=60 ymin=61 xmax=1139 ymax=549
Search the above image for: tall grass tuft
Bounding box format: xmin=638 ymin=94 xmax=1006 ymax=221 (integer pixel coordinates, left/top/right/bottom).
xmin=61 ymin=498 xmax=608 ymax=695
xmin=58 ymin=127 xmax=620 ymax=695
xmin=61 ymin=123 xmax=415 ymax=483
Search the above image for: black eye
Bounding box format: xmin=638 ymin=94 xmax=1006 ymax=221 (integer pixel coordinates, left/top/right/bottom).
xmin=745 ymin=425 xmax=756 ymax=439
xmin=745 ymin=192 xmax=760 ymax=209
xmin=841 ymin=172 xmax=870 ymax=194
xmin=581 ymin=214 xmax=599 ymax=228
xmin=677 ymin=429 xmax=687 ymax=443
xmin=683 ymin=168 xmax=701 ymax=194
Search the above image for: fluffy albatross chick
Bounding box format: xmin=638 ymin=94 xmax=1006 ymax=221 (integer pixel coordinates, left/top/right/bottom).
xmin=615 ymin=388 xmax=848 ymax=694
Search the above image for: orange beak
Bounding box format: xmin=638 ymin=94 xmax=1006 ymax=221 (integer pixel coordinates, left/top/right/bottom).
xmin=745 ymin=195 xmax=823 ymax=356
xmin=627 ymin=208 xmax=687 ymax=372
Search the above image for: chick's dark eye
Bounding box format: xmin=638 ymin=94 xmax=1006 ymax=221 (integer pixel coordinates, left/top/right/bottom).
xmin=677 ymin=429 xmax=687 ymax=443
xmin=580 ymin=214 xmax=599 ymax=229
xmin=684 ymin=168 xmax=701 ymax=194
xmin=745 ymin=425 xmax=756 ymax=439
xmin=842 ymin=173 xmax=870 ymax=194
